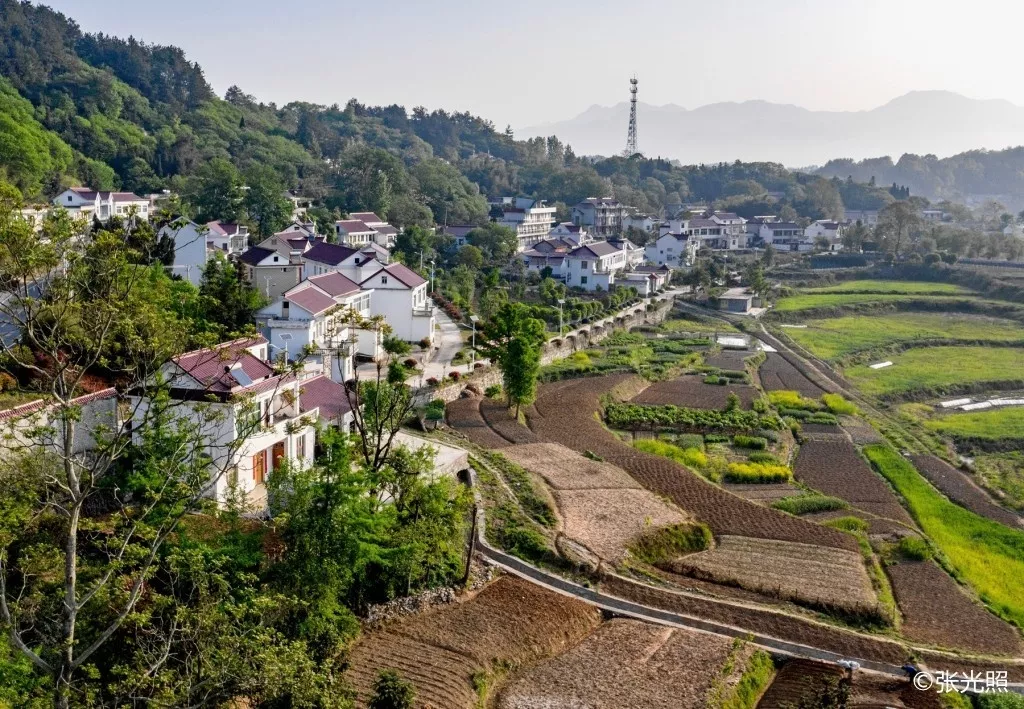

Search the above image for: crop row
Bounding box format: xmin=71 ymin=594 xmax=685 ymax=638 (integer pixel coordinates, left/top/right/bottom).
xmin=605 ymin=402 xmax=780 ymax=433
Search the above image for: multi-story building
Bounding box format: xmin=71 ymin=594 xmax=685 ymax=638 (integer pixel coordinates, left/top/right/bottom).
xmin=645 ymin=232 xmax=698 ymax=268
xmin=358 ymin=263 xmax=435 ymax=344
xmin=206 ymin=221 xmax=249 ymax=254
xmin=564 ymin=241 xmax=631 ymax=291
xmin=548 ymin=222 xmax=590 ymax=245
xmin=52 ymin=188 xmax=150 ymax=222
xmin=158 ymin=219 xmax=209 ymax=285
xmin=129 ymin=337 xmax=319 ymax=508
xmin=493 ymin=197 xmax=556 ymax=251
xmin=844 ymin=209 xmax=880 ymax=226
xmin=759 ymin=222 xmax=809 ymax=251
xmin=804 ymin=220 xmax=846 ymax=251
xmin=572 ymin=197 xmax=628 ymax=238
xmin=335 ymin=219 xmax=379 ymax=246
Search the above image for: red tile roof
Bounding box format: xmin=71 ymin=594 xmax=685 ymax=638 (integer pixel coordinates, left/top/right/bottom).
xmin=304 ymin=242 xmax=358 ymax=266
xmin=0 ymin=387 xmax=117 ymax=422
xmin=299 ymin=375 xmax=352 ymax=423
xmin=172 ymin=338 xmax=275 ymax=393
xmin=362 ymin=262 xmax=426 ymax=288
xmin=285 ymin=285 xmax=337 ymax=316
xmin=335 ymin=219 xmax=375 ymax=233
xmin=308 ymin=272 xmax=361 ymax=297
xmin=347 ymin=212 xmax=384 ymax=224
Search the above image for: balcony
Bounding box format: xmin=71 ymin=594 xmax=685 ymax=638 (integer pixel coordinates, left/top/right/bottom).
xmin=412 ymin=305 xmax=435 ymax=318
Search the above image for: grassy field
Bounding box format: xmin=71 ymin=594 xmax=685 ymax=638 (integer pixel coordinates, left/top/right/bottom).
xmin=925 ymin=407 xmax=1024 ymax=441
xmin=864 ymin=445 xmax=1024 ymax=628
xmin=802 ymin=280 xmax=972 ymax=295
xmin=844 ymin=346 xmax=1024 ymax=397
xmin=661 ymin=317 xmax=738 ymax=334
xmin=783 ymin=313 xmax=1024 ymax=360
xmin=974 ymin=453 xmax=1024 ymax=511
xmin=772 ymin=293 xmax=976 ymax=313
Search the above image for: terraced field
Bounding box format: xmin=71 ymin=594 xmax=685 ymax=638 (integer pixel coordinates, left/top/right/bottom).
xmin=344 ymin=576 xmax=601 ymax=708
xmin=631 ymin=374 xmax=759 ymax=409
xmin=527 ymin=375 xmax=857 ymax=551
xmin=799 ymin=280 xmax=973 ymax=295
xmin=924 ymin=406 xmax=1024 ymax=445
xmin=844 ymin=345 xmax=1024 ymax=398
xmin=783 ymin=313 xmax=1024 ymax=360
xmin=499 ymin=619 xmax=752 ymax=709
xmin=910 ymin=454 xmax=1022 ymax=528
xmin=793 ymin=440 xmax=914 ymax=526
xmin=760 ymin=352 xmax=828 ymax=397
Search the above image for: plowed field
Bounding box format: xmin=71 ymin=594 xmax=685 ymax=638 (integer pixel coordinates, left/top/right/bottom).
xmin=668 ymin=535 xmax=877 ymax=614
xmin=756 ymin=658 xmax=844 ymax=709
xmin=886 ymin=561 xmax=1023 ymax=655
xmin=446 ymin=396 xmax=509 ymax=449
xmin=910 ymin=455 xmax=1022 ymax=528
xmin=600 ymin=574 xmax=909 ymax=665
xmin=529 ymin=376 xmax=857 ymax=552
xmin=794 ymin=440 xmax=914 ymax=526
xmin=498 ymin=619 xmax=746 ymax=709
xmin=345 ymin=576 xmax=601 ymax=708
xmin=704 ymin=348 xmax=756 ymax=370
xmin=760 ymin=352 xmax=827 ymax=397
xmin=479 ymin=398 xmax=542 ymax=444
xmin=631 ymin=375 xmax=759 ymax=409
xmin=499 ymin=442 xmax=641 ymax=489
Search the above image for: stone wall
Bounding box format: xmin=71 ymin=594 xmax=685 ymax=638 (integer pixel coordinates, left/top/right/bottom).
xmin=418 ymin=295 xmax=675 ymax=405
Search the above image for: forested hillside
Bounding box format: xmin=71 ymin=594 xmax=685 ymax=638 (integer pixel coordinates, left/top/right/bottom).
xmin=0 ymin=0 xmax=904 ymax=225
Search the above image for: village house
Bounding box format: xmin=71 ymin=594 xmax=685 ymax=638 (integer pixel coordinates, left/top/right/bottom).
xmin=157 ymin=219 xmax=209 ymax=286
xmin=0 ymin=387 xmax=119 ymax=455
xmin=845 ymin=209 xmax=880 ymax=226
xmin=645 ymin=231 xmax=698 ymax=268
xmin=804 ymin=220 xmax=846 ymax=251
xmin=358 ymin=262 xmax=435 ymax=344
xmin=348 ymin=211 xmax=399 ymax=248
xmin=334 ymin=219 xmax=379 ymax=246
xmin=493 ymin=197 xmax=557 ymax=251
xmin=607 ymin=237 xmax=646 ymax=268
xmin=52 ymin=188 xmax=150 ymax=222
xmin=256 ymin=271 xmax=377 ymax=378
xmin=440 ymin=224 xmax=477 ymax=247
xmin=548 ymin=221 xmax=590 ymax=244
xmin=759 ymin=222 xmax=809 ymax=251
xmin=572 ymin=197 xmax=628 ymax=238
xmin=564 ymin=240 xmax=630 ymax=291
xmin=129 ymin=337 xmax=319 ymax=508
xmin=717 ymin=287 xmax=761 ymax=314
xmin=206 ymin=221 xmax=249 ymax=254
xmin=520 ymin=237 xmax=576 ymax=277
xmin=622 ymin=212 xmax=656 ymax=234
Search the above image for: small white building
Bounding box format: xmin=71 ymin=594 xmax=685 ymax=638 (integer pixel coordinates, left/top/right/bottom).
xmin=348 ymin=212 xmax=399 ymax=248
xmin=572 ymin=197 xmax=628 ymax=238
xmin=206 ymin=221 xmax=249 ymax=255
xmin=494 ymin=197 xmax=556 ymax=251
xmin=718 ymin=287 xmax=760 ymax=314
xmin=844 ymin=209 xmax=879 ymax=226
xmin=607 ymin=237 xmax=645 ymax=268
xmin=520 ymin=238 xmax=576 ymax=277
xmin=804 ymin=220 xmax=846 ymax=251
xmin=759 ymin=222 xmax=809 ymax=252
xmin=646 ymin=232 xmax=698 ymax=268
xmin=158 ymin=219 xmax=208 ymax=285
xmin=358 ymin=263 xmax=435 ymax=344
xmin=52 ymin=188 xmax=150 ymax=222
xmin=334 ymin=219 xmax=379 ymax=246
xmin=622 ymin=212 xmax=656 ymax=234
xmin=564 ymin=241 xmax=630 ymax=291
xmin=549 ymin=222 xmax=590 ymax=245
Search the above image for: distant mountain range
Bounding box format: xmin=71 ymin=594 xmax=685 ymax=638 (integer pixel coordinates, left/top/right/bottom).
xmin=520 ymin=92 xmax=1024 ymax=167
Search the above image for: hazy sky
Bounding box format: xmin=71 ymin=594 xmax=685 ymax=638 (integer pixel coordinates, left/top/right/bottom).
xmin=38 ymin=0 xmax=1024 ymax=128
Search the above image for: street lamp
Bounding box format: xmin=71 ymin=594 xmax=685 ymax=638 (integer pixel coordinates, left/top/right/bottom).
xmin=429 ymin=260 xmax=436 ymax=294
xmin=469 ymin=315 xmax=479 ymax=369
xmin=557 ymin=298 xmax=566 ymax=334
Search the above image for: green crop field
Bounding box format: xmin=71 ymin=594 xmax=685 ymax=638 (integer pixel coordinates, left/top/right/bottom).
xmin=783 ymin=314 xmax=1024 ymax=360
xmin=661 ymin=317 xmax=738 ymax=333
xmin=772 ymin=293 xmax=974 ymax=312
xmin=844 ymin=346 xmax=1024 ymax=397
xmin=802 ymin=280 xmax=972 ymax=295
xmin=925 ymin=407 xmax=1024 ymax=441
xmin=865 ymin=445 xmax=1024 ymax=628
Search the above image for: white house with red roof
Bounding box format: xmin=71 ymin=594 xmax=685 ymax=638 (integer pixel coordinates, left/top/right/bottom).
xmin=646 ymin=231 xmax=698 ymax=268
xmin=157 ymin=219 xmax=208 ymax=285
xmin=0 ymin=387 xmax=119 ymax=455
xmin=548 ymin=222 xmax=590 ymax=245
xmin=564 ymin=240 xmax=631 ymax=291
xmin=359 ymin=263 xmax=435 ymax=343
xmin=334 ymin=219 xmax=379 ymax=246
xmin=256 ymin=272 xmax=378 ymax=379
xmin=206 ymin=221 xmax=249 ymax=254
xmin=53 ymin=188 xmax=150 ymax=222
xmin=130 ymin=336 xmax=319 ymax=507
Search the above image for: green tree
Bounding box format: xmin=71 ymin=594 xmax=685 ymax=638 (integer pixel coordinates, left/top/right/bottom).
xmin=244 ymin=165 xmax=292 ymax=237
xmin=369 ymin=670 xmax=415 ymax=709
xmin=183 ymin=157 xmax=243 ymax=222
xmin=467 ymin=223 xmax=518 ymax=265
xmin=876 ymin=201 xmax=922 ymax=258
xmin=478 ymin=303 xmax=546 ymax=417
xmin=457 ymin=243 xmax=484 ymax=269
xmin=198 ymin=253 xmax=267 ymax=337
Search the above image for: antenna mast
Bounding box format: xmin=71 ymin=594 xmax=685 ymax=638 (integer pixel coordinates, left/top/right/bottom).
xmin=625 ymin=76 xmax=639 ymax=155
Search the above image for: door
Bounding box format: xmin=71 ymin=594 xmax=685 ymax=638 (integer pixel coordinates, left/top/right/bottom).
xmin=252 ymin=451 xmax=266 ymax=484
xmin=271 ymin=441 xmax=286 ymax=471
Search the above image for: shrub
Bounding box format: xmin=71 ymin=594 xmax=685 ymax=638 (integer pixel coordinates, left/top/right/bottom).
xmin=473 ymin=362 xmax=485 ymax=370
xmin=604 ymin=403 xmax=781 ymax=432
xmin=630 ymin=522 xmax=712 ymax=565
xmin=732 ymin=435 xmax=768 ymax=450
xmin=725 ymin=392 xmax=741 ymax=412
xmin=675 ymin=433 xmax=705 ymax=450
xmin=418 ymin=337 xmax=431 ymax=349
xmin=825 ymin=516 xmax=869 ymax=533
xmin=484 ymin=384 xmax=502 ymax=398
xmin=772 ymin=494 xmax=848 ymax=515
xmin=448 ymin=371 xmax=461 ymax=381
xmin=501 ymin=525 xmax=550 ymax=562
xmin=425 ymin=377 xmax=439 ymax=387
xmin=634 ymin=439 xmax=708 ymax=469
xmin=754 ymin=429 xmax=779 ymax=442
xmin=806 ymin=412 xmax=839 ymax=425
xmin=402 ymin=358 xmax=418 ymax=369
xmin=724 ymin=462 xmax=792 ymax=483
xmin=896 ymin=536 xmax=933 ymax=561
xmin=370 ymin=669 xmax=415 ymax=709
xmin=822 ymin=393 xmax=858 ymax=416
xmin=424 ymin=399 xmax=446 ymax=421
xmin=719 ymin=369 xmax=748 ymax=380
xmin=778 ymin=407 xmax=811 ymax=420
xmin=769 ymin=390 xmax=821 ymax=411
xmin=704 ymin=434 xmax=730 ymax=444
xmin=747 ymin=451 xmax=778 ymax=463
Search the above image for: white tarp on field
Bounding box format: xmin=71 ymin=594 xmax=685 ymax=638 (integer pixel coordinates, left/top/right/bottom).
xmin=869 ymin=361 xmax=893 ymax=370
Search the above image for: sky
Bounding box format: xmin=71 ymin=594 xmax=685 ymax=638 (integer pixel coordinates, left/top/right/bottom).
xmin=37 ymin=0 xmax=1024 ymax=129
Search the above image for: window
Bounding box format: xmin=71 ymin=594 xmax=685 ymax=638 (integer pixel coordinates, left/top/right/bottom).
xmin=67 ymin=196 xmax=72 ymax=202
xmin=381 ymin=276 xmax=388 ymax=284
xmin=252 ymin=452 xmax=266 ymax=483
xmin=273 ymin=256 xmax=279 ymax=262
xmin=581 ymin=261 xmax=588 ymax=269
xmin=581 ymin=276 xmax=588 ymax=284
xmin=296 ymin=433 xmax=306 ymax=460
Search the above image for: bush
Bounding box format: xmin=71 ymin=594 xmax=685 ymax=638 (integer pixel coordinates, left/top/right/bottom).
xmin=747 ymin=452 xmax=778 ymax=463
xmin=402 ymin=358 xmax=418 ymax=369
xmin=704 ymin=434 xmax=730 ymax=444
xmin=418 ymin=337 xmax=431 ymax=349
xmin=822 ymin=393 xmax=858 ymax=416
xmin=484 ymin=384 xmax=502 ymax=398
xmin=630 ymin=522 xmax=712 ymax=565
xmin=772 ymin=494 xmax=848 ymax=515
xmin=704 ymin=375 xmax=727 ymax=385
xmin=732 ymin=435 xmax=768 ymax=450
xmin=448 ymin=371 xmax=461 ymax=381
xmin=825 ymin=516 xmax=869 ymax=533
xmin=778 ymin=407 xmax=811 ymax=420
xmin=896 ymin=536 xmax=933 ymax=561
xmin=675 ymin=433 xmax=705 ymax=450
xmin=370 ymin=670 xmax=416 ymax=709
xmin=769 ymin=390 xmax=821 ymax=411
xmin=501 ymin=524 xmax=550 ymax=562
xmin=724 ymin=462 xmax=792 ymax=483
xmin=754 ymin=429 xmax=779 ymax=442
xmin=424 ymin=399 xmax=446 ymax=421
xmin=805 ymin=412 xmax=839 ymax=425
xmin=425 ymin=377 xmax=439 ymax=387
xmin=634 ymin=439 xmax=708 ymax=469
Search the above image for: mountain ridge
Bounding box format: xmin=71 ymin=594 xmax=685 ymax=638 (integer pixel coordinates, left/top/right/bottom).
xmin=520 ymin=91 xmax=1024 ymax=165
